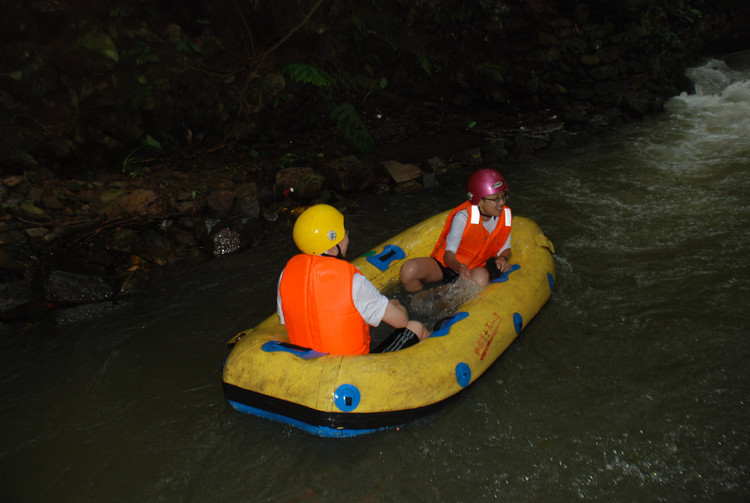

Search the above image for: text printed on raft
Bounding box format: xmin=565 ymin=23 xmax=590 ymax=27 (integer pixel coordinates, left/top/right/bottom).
xmin=473 ymin=312 xmax=502 ymax=360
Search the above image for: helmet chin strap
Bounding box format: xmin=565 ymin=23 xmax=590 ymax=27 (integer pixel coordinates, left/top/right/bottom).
xmin=475 ymin=202 xmax=500 ymax=219
xmin=322 ymin=244 xmax=344 ymax=259
xmin=471 ymin=204 xmax=491 ymax=220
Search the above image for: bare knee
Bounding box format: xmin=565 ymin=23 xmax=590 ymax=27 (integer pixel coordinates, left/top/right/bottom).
xmin=399 ymin=260 xmax=417 ymax=282
xmin=470 ymin=267 xmax=490 ymax=287
xmin=400 ymin=260 xmax=424 ymax=292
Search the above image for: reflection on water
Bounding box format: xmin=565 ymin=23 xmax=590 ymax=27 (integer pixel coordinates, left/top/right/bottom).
xmin=1 ymin=53 xmax=749 ymax=502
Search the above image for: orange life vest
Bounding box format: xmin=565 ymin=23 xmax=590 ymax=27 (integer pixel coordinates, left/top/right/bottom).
xmin=431 ymin=201 xmax=512 ymax=270
xmin=279 ymin=254 xmax=370 ymax=355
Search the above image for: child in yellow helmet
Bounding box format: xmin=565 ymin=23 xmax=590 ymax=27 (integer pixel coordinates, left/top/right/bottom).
xmin=277 ymin=204 xmax=429 ymax=355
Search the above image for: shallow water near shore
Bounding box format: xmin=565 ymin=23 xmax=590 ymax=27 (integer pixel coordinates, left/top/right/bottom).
xmin=1 ymin=53 xmax=749 ymax=502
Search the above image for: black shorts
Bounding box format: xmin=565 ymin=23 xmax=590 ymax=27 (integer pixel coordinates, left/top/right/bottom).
xmin=434 ymin=258 xmax=460 ymax=285
xmin=435 ymin=257 xmax=504 ymax=282
xmin=371 ymin=328 xmax=420 ymax=353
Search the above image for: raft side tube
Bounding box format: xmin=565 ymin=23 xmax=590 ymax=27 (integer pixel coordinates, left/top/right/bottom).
xmin=223 ymin=381 xmax=460 ymax=436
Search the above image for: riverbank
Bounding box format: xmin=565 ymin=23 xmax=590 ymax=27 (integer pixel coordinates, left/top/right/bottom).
xmin=1 ymin=0 xmax=749 ymax=329
xmin=0 ymin=105 xmax=571 ymax=327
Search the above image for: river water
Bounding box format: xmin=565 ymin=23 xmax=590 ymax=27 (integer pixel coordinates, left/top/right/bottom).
xmin=1 ymin=53 xmax=749 ymax=502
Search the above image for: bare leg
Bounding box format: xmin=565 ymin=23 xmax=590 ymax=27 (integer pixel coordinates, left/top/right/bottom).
xmin=399 ymin=257 xmax=444 ymax=292
xmin=469 ymin=266 xmax=490 ymax=287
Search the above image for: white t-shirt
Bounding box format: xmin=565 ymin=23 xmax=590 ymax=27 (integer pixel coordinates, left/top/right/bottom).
xmin=445 ymin=209 xmax=511 ymax=255
xmin=277 ymin=270 xmax=388 ymax=327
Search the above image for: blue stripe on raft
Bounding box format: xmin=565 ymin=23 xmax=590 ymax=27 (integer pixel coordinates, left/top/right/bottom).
xmin=262 ymin=341 xmax=328 ymax=359
xmin=490 ymin=264 xmax=521 ymax=283
xmin=227 ymin=400 xmax=390 ymax=438
xmin=366 ymin=244 xmax=406 ymax=271
xmin=513 ymin=313 xmax=523 ymax=334
xmin=430 ymin=311 xmax=469 ymax=337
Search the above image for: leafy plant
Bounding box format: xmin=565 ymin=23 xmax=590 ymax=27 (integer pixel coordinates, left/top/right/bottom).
xmin=283 ymin=63 xmax=377 ymax=153
xmin=283 ymin=63 xmax=334 ymax=88
xmin=418 ymin=56 xmax=436 ymax=76
xmin=337 ymin=71 xmax=388 ymax=94
xmin=122 ymin=135 xmax=165 ymax=177
xmin=330 ymin=103 xmax=374 ymax=153
xmin=177 ymin=35 xmax=202 ymax=53
xmin=476 ymin=62 xmax=505 ymax=85
xmin=278 ymin=152 xmax=299 ymax=168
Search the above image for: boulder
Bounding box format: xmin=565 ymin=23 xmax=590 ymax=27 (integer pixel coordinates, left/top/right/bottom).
xmin=320 ymin=156 xmax=374 ymax=192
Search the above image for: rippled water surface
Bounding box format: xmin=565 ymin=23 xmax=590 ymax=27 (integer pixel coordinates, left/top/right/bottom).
xmin=1 ymin=53 xmax=749 ymax=502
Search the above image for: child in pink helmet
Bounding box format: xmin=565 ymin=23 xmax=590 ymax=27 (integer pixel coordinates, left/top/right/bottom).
xmin=399 ymin=168 xmax=512 ymax=292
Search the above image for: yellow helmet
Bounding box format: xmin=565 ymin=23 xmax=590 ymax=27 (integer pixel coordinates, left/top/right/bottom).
xmin=292 ymin=204 xmax=346 ymax=255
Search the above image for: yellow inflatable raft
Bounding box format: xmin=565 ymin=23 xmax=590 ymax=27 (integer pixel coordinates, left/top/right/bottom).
xmin=222 ymin=211 xmax=555 ymax=437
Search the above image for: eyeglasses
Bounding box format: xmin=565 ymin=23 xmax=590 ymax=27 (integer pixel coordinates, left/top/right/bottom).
xmin=482 ymin=193 xmax=508 ymax=204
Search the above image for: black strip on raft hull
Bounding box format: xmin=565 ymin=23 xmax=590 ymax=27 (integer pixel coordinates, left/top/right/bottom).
xmin=222 ymin=381 xmax=459 ymax=432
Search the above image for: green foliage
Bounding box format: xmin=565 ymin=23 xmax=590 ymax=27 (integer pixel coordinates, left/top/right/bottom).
xmin=416 ymin=56 xmax=444 ymax=78
xmin=282 ymin=63 xmax=377 ymax=153
xmin=639 ymin=0 xmax=706 ymax=50
xmin=478 ymin=0 xmax=512 ymax=16
xmin=330 ymin=103 xmax=374 ymax=153
xmin=278 ymin=152 xmax=298 ymax=169
xmin=122 ymin=135 xmax=165 ymax=177
xmin=476 ymin=62 xmax=505 ymax=85
xmin=177 ymin=36 xmax=202 ymax=53
xmin=338 ymin=70 xmax=388 ymax=94
xmin=283 ymin=63 xmax=334 ymax=88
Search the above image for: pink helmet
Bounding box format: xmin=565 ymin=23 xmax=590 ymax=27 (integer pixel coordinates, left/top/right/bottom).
xmin=466 ymin=168 xmax=509 ymax=204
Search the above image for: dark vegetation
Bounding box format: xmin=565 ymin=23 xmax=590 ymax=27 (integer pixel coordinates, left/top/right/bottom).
xmin=1 ymin=0 xmax=748 ymax=327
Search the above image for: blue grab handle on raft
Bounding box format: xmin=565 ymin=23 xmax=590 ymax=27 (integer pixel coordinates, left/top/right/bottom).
xmin=262 ymin=341 xmax=327 ymax=359
xmin=490 ymin=263 xmax=521 ymax=283
xmin=334 ymin=384 xmax=361 ymax=412
xmin=455 ymin=362 xmax=472 ymax=388
xmin=366 ymin=244 xmax=405 ymax=271
xmin=430 ymin=311 xmax=469 ymax=338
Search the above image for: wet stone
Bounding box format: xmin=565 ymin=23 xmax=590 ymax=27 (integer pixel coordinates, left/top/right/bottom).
xmin=168 ymin=227 xmax=200 ymax=250
xmin=41 ymin=270 xmax=114 ymax=305
xmin=230 ymin=217 xmax=264 ymax=249
xmin=0 ymin=279 xmax=34 ymax=314
xmin=274 ymin=167 xmax=324 ymax=200
xmin=0 ymin=245 xmax=32 ymax=270
xmin=320 ymin=155 xmax=374 ymax=191
xmin=110 ymin=227 xmax=139 ymax=254
xmin=3 ymin=176 xmax=25 ymax=188
xmin=24 ymin=227 xmax=49 ymax=238
xmin=12 ymin=204 xmax=50 ymax=223
xmin=381 ymin=160 xmax=424 ymax=183
xmin=206 ymin=190 xmax=236 ymax=218
xmin=421 ymin=156 xmax=446 ymax=174
xmin=233 ymin=195 xmax=261 ymax=219
xmin=99 ymin=188 xmax=128 ymax=204
xmin=210 ymin=227 xmax=241 ymax=256
xmin=42 ymin=193 xmax=64 ymax=210
xmin=54 ymin=300 xmax=130 ymax=327
xmin=134 ymin=228 xmax=173 ymax=258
